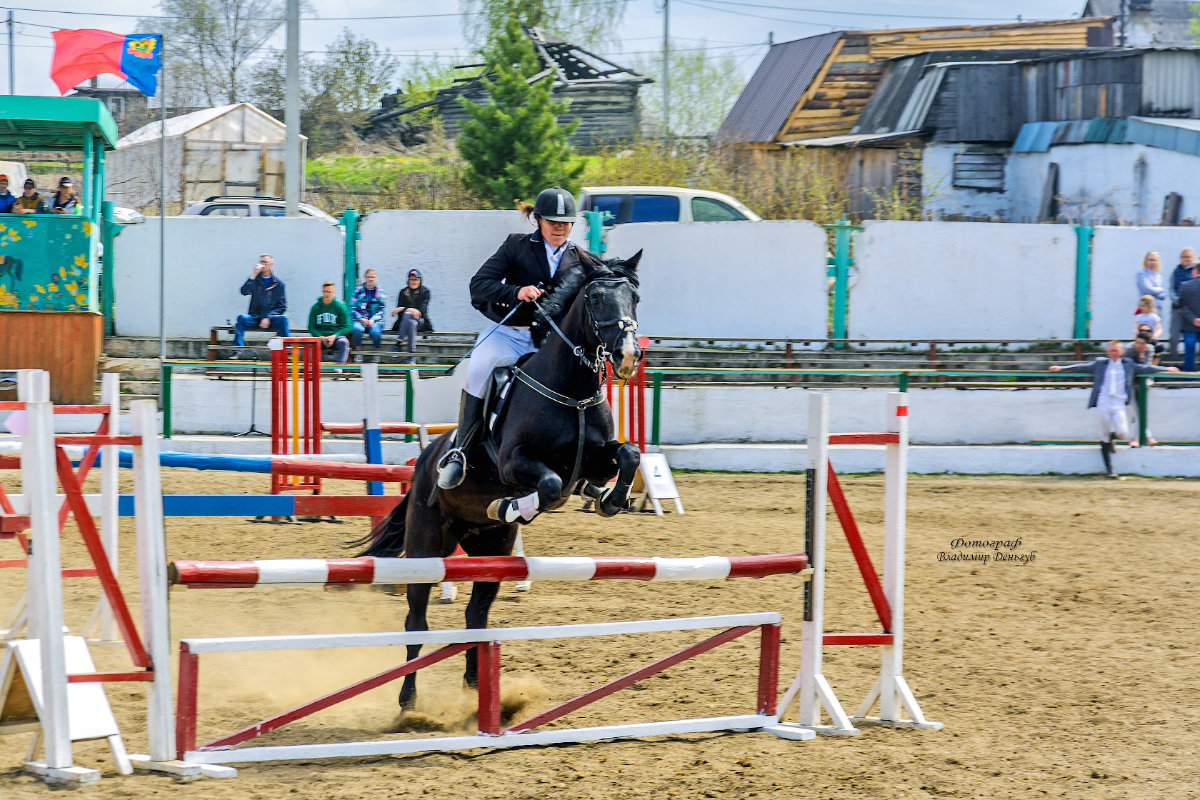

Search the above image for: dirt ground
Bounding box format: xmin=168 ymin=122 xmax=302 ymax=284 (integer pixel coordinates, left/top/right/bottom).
xmin=2 ymin=470 xmax=1199 ymax=799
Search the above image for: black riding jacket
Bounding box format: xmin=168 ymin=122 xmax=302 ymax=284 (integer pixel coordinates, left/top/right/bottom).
xmin=470 ymin=232 xmax=581 ymax=327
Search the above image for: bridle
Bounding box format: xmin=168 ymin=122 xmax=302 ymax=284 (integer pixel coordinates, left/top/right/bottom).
xmin=531 ymin=275 xmax=638 ymax=373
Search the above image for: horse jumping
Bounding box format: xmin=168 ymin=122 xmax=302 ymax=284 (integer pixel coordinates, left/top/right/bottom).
xmin=356 ymin=248 xmax=644 ymax=710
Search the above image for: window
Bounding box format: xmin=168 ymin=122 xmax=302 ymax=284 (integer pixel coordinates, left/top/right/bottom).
xmin=588 ymin=195 xmax=622 ymax=225
xmin=692 ymin=197 xmax=747 ymax=222
xmin=952 ymin=152 xmax=1005 ymax=192
xmin=258 ymin=205 xmax=286 ymax=216
xmin=629 ymin=195 xmax=680 ymax=223
xmin=201 ymin=204 xmax=250 ymax=217
xmin=105 ymin=96 xmax=126 ymax=120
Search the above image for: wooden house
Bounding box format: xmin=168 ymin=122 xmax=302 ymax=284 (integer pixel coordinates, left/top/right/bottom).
xmin=717 ymin=17 xmax=1114 ymax=148
xmin=368 ymin=27 xmax=650 ymax=149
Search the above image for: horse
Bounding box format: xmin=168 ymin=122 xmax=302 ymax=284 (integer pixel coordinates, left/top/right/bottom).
xmin=354 ymin=248 xmax=644 ymax=711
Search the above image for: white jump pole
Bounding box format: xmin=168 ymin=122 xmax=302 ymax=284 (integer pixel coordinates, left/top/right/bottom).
xmin=82 ymin=372 xmax=121 ymax=643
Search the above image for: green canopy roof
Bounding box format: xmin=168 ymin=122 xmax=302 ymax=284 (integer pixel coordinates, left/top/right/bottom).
xmin=0 ymin=95 xmax=119 ymax=151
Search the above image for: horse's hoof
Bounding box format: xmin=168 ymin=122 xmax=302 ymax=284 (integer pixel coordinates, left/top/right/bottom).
xmin=487 ymin=498 xmax=521 ymax=523
xmin=514 ymin=580 xmax=532 ymax=592
xmin=486 ymin=498 xmax=504 ymax=521
xmin=595 ymin=488 xmax=625 ymax=518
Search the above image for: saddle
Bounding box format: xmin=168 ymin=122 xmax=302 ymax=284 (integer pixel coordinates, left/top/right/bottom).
xmin=479 ymin=354 xmax=535 ymax=465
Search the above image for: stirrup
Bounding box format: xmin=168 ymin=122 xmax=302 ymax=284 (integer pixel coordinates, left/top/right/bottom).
xmin=436 ymin=448 xmax=467 ymax=489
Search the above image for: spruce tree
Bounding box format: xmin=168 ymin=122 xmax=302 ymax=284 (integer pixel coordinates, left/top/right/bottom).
xmin=457 ymin=15 xmax=584 ymax=208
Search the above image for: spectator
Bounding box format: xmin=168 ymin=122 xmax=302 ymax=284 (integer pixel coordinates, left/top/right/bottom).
xmin=1136 ymin=251 xmax=1168 ymax=313
xmin=49 ymin=177 xmax=77 ymax=214
xmin=1167 ymin=247 xmax=1195 ymax=357
xmin=233 ymin=254 xmax=289 ymax=353
xmin=1124 ymin=330 xmax=1161 ymax=444
xmin=349 ymin=268 xmax=387 ymax=349
xmin=0 ymin=175 xmax=16 ymax=213
xmin=390 ymin=268 xmax=433 ymax=363
xmin=1050 ymin=340 xmax=1178 ymax=477
xmin=1178 ymin=260 xmax=1200 ymax=371
xmin=1133 ymin=295 xmax=1163 ymax=341
xmin=308 ymin=281 xmax=351 ymax=365
xmin=12 ymin=178 xmax=45 ymax=214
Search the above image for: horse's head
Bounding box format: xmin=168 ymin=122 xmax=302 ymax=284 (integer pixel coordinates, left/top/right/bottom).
xmin=581 ymin=249 xmax=642 ymax=379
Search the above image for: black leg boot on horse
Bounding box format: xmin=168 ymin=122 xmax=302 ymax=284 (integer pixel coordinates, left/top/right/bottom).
xmin=436 ymin=391 xmax=484 ymax=490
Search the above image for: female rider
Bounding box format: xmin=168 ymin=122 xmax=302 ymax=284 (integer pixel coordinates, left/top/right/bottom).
xmin=437 ymin=187 xmax=581 ymax=489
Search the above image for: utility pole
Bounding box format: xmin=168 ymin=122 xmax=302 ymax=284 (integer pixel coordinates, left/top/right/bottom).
xmin=661 ymin=0 xmax=669 ymax=139
xmin=284 ymin=0 xmax=300 ymax=215
xmin=7 ymin=11 xmax=14 ymax=95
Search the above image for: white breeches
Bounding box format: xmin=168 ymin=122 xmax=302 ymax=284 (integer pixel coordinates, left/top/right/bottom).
xmin=465 ymin=323 xmax=536 ymax=397
xmin=1095 ymin=403 xmax=1130 ymax=441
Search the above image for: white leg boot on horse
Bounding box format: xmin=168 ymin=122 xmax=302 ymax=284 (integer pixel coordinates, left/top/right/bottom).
xmin=437 ymin=392 xmax=484 ymax=490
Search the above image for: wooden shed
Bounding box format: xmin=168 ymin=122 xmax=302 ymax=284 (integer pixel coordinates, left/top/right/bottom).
xmin=718 ymin=17 xmax=1114 ymax=148
xmin=368 ymin=27 xmax=650 ymax=149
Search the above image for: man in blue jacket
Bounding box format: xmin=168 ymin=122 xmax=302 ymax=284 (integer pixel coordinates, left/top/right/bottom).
xmin=234 ymin=254 xmax=290 ymax=349
xmin=1051 ymin=340 xmax=1178 ymax=477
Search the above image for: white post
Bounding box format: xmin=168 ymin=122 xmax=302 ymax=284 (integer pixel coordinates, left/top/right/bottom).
xmin=129 ymin=400 xmax=175 ymax=762
xmin=853 ymin=392 xmax=941 ymax=730
xmin=22 ymin=401 xmax=73 ymax=771
xmin=84 ymin=373 xmax=121 ymax=642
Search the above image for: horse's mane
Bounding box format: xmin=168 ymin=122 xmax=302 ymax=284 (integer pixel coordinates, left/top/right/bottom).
xmin=532 ymin=249 xmax=638 ymax=347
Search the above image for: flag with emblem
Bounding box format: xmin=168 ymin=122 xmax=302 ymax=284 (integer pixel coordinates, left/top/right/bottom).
xmin=50 ymin=29 xmax=163 ymax=97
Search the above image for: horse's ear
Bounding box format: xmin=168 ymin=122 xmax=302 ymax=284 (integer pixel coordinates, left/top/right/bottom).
xmin=624 ymin=249 xmax=643 ymax=271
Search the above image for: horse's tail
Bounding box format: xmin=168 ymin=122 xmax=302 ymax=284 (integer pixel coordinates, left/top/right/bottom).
xmin=348 ymin=493 xmax=409 ymax=557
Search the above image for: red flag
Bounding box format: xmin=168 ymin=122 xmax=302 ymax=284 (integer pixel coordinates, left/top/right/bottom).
xmin=50 ymin=29 xmax=125 ymax=95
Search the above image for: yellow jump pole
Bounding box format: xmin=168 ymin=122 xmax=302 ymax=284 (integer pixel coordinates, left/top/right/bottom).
xmin=617 ymin=379 xmax=627 ymax=443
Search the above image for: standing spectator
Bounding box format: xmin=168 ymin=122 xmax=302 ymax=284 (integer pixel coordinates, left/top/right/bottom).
xmin=1050 ymin=340 xmax=1178 ymax=477
xmin=1124 ymin=329 xmax=1161 ymax=444
xmin=1178 ymin=260 xmax=1200 ymax=371
xmin=390 ymin=269 xmax=433 ymax=362
xmin=1167 ymin=247 xmax=1196 ymax=357
xmin=49 ymin=177 xmax=78 ymax=214
xmin=349 ymin=268 xmax=388 ymax=349
xmin=233 ymin=254 xmax=289 ymax=352
xmin=12 ymin=178 xmax=45 ymax=214
xmin=1136 ymin=251 xmax=1168 ymax=313
xmin=0 ymin=175 xmax=16 ymax=213
xmin=308 ymin=281 xmax=351 ymax=365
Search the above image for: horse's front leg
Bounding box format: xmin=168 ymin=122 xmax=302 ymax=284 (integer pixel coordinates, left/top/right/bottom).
xmin=581 ymin=442 xmax=640 ymax=518
xmin=488 ymin=446 xmax=562 ymax=524
xmin=399 ymin=582 xmax=432 ymax=710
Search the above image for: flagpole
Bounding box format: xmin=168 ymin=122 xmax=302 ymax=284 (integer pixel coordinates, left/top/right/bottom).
xmin=158 ymin=40 xmax=166 ymax=373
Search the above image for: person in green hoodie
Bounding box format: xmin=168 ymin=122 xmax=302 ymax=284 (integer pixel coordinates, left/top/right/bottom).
xmin=307 ymin=281 xmax=352 ymax=364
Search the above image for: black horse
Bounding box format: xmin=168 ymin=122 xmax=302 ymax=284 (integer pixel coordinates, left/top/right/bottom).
xmin=355 ymin=248 xmax=644 ymax=710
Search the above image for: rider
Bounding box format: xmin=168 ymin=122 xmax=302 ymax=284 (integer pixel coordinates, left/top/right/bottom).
xmin=437 ymin=187 xmax=581 ymax=490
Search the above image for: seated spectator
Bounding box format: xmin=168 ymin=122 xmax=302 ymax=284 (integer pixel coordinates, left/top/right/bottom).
xmin=50 ymin=177 xmax=78 ymax=214
xmin=0 ymin=175 xmax=16 ymax=213
xmin=1124 ymin=329 xmax=1156 ymax=365
xmin=233 ymin=254 xmax=289 ymax=353
xmin=350 ymin=268 xmax=387 ymax=349
xmin=308 ymin=281 xmax=351 ymax=365
xmin=12 ymin=178 xmax=45 ymax=214
xmin=390 ymin=269 xmax=433 ymax=363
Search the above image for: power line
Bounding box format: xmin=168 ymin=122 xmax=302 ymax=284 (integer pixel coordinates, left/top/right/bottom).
xmin=0 ymin=5 xmax=466 ymax=21
xmin=680 ymin=0 xmax=1031 ymax=22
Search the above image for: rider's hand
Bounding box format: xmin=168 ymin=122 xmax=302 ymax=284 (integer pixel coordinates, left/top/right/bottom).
xmin=517 ymin=285 xmax=544 ymax=302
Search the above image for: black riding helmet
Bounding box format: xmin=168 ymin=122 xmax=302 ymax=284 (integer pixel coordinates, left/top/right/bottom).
xmin=533 ymin=187 xmax=577 ymax=223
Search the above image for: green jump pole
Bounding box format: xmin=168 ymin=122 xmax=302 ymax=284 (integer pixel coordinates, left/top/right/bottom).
xmin=102 ymin=200 xmax=117 ymax=335
xmin=404 ymin=368 xmax=415 ymax=443
xmin=650 ymin=371 xmax=662 ymax=448
xmin=1136 ymin=375 xmax=1148 ymax=447
xmin=341 ymin=208 xmax=360 ymax=302
xmin=161 ymin=364 xmax=173 ymax=439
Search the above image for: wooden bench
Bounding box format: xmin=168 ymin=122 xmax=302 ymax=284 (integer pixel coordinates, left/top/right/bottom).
xmin=206 ymin=326 xmax=477 ymax=365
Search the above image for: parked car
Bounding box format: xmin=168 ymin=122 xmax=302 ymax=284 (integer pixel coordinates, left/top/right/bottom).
xmin=578 ymin=186 xmax=761 ymax=225
xmin=181 ymin=195 xmax=340 ymax=224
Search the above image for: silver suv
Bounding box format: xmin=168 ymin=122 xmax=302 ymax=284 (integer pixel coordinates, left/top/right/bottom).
xmin=181 ymin=195 xmax=339 ymax=224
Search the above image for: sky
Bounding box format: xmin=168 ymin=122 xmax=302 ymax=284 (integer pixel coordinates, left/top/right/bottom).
xmin=9 ymin=0 xmax=1088 ymax=98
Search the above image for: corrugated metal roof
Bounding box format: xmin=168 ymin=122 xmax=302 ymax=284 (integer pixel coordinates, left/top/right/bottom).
xmin=1127 ymin=115 xmax=1200 ymax=155
xmin=1012 ymin=118 xmax=1128 ymax=151
xmin=716 ymin=32 xmax=841 ymax=145
xmin=784 ymin=130 xmax=923 ymax=147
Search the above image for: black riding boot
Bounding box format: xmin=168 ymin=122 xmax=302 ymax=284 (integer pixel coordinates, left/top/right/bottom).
xmin=437 ymin=391 xmax=484 ymax=490
xmin=1099 ymin=439 xmax=1116 ymax=478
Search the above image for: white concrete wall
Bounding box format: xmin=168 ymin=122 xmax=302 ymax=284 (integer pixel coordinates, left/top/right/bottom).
xmin=604 ymin=221 xmax=829 ymax=338
xmin=357 ymin=210 xmax=533 ymax=332
xmin=849 ymin=220 xmax=1077 ymax=340
xmin=112 ymin=217 xmax=344 ymax=338
xmin=1089 ymin=226 xmax=1200 ymax=340
xmin=926 ymin=142 xmax=1200 ymax=226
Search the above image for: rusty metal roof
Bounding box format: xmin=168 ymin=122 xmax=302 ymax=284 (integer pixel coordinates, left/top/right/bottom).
xmin=716 ymin=32 xmax=841 ymax=145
